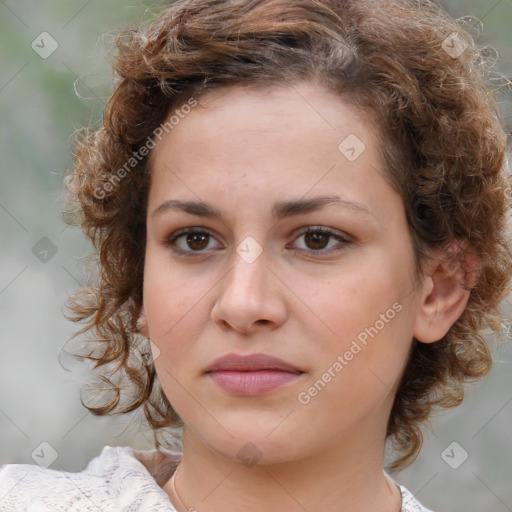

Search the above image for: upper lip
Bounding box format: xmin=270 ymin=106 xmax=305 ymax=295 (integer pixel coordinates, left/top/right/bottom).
xmin=205 ymin=353 xmax=303 ymax=373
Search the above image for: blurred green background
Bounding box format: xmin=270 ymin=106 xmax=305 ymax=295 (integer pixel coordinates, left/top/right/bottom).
xmin=0 ymin=1 xmax=511 ymax=511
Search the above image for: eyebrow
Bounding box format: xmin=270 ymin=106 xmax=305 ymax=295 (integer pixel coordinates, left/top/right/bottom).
xmin=150 ymin=196 xmax=375 ymax=221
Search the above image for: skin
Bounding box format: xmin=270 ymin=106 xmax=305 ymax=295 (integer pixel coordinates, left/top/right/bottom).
xmin=139 ymin=80 xmax=471 ymax=512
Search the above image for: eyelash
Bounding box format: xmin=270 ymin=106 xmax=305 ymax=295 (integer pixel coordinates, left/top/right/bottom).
xmin=164 ymin=226 xmax=352 ymax=256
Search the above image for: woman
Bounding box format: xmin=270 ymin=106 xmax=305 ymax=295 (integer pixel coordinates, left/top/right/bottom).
xmin=1 ymin=0 xmax=510 ymax=510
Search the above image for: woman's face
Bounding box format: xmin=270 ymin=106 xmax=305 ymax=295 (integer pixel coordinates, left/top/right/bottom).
xmin=143 ymin=81 xmax=429 ymax=464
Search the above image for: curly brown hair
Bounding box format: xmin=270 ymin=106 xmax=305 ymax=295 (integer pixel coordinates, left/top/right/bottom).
xmin=63 ymin=0 xmax=512 ymax=471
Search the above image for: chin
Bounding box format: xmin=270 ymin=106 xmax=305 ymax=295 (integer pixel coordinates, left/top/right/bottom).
xmin=196 ymin=427 xmax=310 ymax=467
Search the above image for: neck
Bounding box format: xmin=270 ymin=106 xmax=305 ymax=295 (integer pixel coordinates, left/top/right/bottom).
xmin=163 ymin=425 xmax=401 ymax=512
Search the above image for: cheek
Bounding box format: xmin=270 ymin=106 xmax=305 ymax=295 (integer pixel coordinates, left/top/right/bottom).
xmin=300 ymin=261 xmax=415 ymax=390
xmin=303 ymin=266 xmax=400 ymax=344
xmin=143 ymin=251 xmax=203 ymax=336
xmin=296 ymin=300 xmax=413 ymax=433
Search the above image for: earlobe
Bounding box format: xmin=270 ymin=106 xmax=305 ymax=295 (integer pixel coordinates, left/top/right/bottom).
xmin=413 ymin=247 xmax=478 ymax=343
xmin=136 ymin=305 xmax=150 ymax=338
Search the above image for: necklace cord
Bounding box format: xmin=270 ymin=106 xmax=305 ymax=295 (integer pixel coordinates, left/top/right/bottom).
xmin=170 ymin=465 xmax=188 ymax=512
xmin=170 ymin=465 xmax=403 ymax=512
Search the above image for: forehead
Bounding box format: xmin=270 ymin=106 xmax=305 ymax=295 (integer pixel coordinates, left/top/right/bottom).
xmin=153 ymin=82 xmax=379 ymax=158
xmin=147 ymin=81 xmax=400 ymax=226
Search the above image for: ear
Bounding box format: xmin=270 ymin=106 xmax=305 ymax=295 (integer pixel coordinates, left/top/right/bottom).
xmin=136 ymin=305 xmax=149 ymax=338
xmin=413 ymin=246 xmax=479 ymax=343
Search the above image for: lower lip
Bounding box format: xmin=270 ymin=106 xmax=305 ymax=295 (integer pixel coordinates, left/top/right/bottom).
xmin=207 ymin=370 xmax=303 ymax=396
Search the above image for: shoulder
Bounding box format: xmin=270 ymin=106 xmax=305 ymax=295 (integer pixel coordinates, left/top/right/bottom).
xmin=0 ymin=445 xmax=179 ymax=512
xmin=399 ymin=484 xmax=435 ymax=512
xmin=0 ymin=445 xmax=120 ymax=511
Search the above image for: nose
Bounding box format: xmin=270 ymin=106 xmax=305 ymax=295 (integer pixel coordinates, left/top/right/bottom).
xmin=211 ymin=245 xmax=288 ymax=334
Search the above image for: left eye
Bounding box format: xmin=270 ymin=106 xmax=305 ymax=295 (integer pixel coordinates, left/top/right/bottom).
xmin=290 ymin=227 xmax=351 ymax=252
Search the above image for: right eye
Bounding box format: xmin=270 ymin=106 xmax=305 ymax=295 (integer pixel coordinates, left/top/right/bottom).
xmin=165 ymin=228 xmax=222 ymax=255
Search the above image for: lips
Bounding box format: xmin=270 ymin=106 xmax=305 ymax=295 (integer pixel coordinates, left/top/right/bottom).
xmin=204 ymin=353 xmax=305 ymax=396
xmin=204 ymin=352 xmax=303 ymax=373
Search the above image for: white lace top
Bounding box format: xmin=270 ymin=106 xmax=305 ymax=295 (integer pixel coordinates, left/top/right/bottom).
xmin=0 ymin=445 xmax=434 ymax=511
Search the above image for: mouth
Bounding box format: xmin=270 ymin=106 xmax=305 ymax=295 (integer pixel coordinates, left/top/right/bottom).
xmin=204 ymin=353 xmax=304 ymax=396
